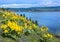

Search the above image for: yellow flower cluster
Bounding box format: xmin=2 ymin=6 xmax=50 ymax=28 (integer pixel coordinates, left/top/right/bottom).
xmin=1 ymin=21 xmax=23 ymax=35
xmin=1 ymin=24 xmax=7 ymax=29
xmin=1 ymin=11 xmax=39 ymax=35
xmin=1 ymin=24 xmax=9 ymax=33
xmin=43 ymin=33 xmax=53 ymax=38
xmin=33 ymin=24 xmax=38 ymax=28
xmin=2 ymin=14 xmax=5 ymax=17
xmin=24 ymin=23 xmax=38 ymax=29
xmin=4 ymin=30 xmax=9 ymax=33
xmin=29 ymin=26 xmax=32 ymax=29
xmin=7 ymin=21 xmax=23 ymax=34
xmin=40 ymin=26 xmax=48 ymax=32
xmin=12 ymin=15 xmax=19 ymax=19
xmin=0 ymin=11 xmax=54 ymax=40
xmin=24 ymin=23 xmax=28 ymax=28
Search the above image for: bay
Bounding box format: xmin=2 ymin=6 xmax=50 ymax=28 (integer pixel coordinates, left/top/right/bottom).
xmin=16 ymin=12 xmax=60 ymax=35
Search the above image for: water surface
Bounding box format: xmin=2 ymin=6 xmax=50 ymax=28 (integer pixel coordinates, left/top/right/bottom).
xmin=16 ymin=12 xmax=60 ymax=35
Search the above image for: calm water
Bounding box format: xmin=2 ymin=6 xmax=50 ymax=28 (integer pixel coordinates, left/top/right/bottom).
xmin=16 ymin=12 xmax=60 ymax=35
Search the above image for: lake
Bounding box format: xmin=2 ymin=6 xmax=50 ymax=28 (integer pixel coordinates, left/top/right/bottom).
xmin=16 ymin=12 xmax=60 ymax=35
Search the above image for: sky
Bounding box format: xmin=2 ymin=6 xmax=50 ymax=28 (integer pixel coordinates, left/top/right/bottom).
xmin=0 ymin=0 xmax=60 ymax=8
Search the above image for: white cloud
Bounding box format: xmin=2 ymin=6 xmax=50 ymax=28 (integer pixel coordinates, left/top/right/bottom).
xmin=41 ymin=0 xmax=53 ymax=6
xmin=38 ymin=0 xmax=60 ymax=6
xmin=0 ymin=4 xmax=40 ymax=8
xmin=0 ymin=1 xmax=60 ymax=8
xmin=40 ymin=0 xmax=60 ymax=6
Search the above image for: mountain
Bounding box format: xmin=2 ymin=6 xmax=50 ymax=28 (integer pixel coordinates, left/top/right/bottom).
xmin=4 ymin=6 xmax=60 ymax=12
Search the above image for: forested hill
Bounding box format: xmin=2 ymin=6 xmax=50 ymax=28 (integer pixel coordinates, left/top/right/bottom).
xmin=4 ymin=6 xmax=60 ymax=12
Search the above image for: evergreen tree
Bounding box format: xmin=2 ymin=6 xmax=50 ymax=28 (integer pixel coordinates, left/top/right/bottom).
xmin=23 ymin=14 xmax=25 ymax=17
xmin=20 ymin=14 xmax=23 ymax=16
xmin=29 ymin=17 xmax=31 ymax=21
xmin=1 ymin=7 xmax=5 ymax=11
xmin=35 ymin=20 xmax=38 ymax=25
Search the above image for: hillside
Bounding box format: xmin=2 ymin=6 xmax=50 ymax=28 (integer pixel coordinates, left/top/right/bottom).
xmin=0 ymin=10 xmax=59 ymax=42
xmin=4 ymin=6 xmax=60 ymax=12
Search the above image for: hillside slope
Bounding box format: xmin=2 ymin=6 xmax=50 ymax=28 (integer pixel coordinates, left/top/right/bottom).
xmin=0 ymin=10 xmax=59 ymax=42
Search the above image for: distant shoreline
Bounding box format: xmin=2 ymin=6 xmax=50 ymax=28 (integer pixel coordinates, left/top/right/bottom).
xmin=9 ymin=10 xmax=60 ymax=12
xmin=4 ymin=6 xmax=60 ymax=12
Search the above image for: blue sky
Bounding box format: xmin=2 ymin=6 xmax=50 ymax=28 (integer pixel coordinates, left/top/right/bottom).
xmin=0 ymin=0 xmax=60 ymax=8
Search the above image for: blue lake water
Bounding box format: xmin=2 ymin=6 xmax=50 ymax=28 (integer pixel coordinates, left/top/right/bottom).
xmin=16 ymin=12 xmax=60 ymax=35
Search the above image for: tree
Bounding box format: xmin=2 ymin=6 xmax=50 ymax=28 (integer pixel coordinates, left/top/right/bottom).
xmin=35 ymin=20 xmax=38 ymax=25
xmin=29 ymin=17 xmax=31 ymax=21
xmin=23 ymin=14 xmax=25 ymax=17
xmin=1 ymin=7 xmax=5 ymax=11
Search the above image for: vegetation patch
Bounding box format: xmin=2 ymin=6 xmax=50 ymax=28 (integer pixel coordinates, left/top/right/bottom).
xmin=0 ymin=10 xmax=59 ymax=42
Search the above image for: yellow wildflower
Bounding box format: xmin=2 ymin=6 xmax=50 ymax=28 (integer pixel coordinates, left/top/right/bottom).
xmin=33 ymin=24 xmax=38 ymax=28
xmin=40 ymin=26 xmax=48 ymax=32
xmin=8 ymin=21 xmax=12 ymax=26
xmin=1 ymin=25 xmax=7 ymax=29
xmin=27 ymin=20 xmax=31 ymax=24
xmin=5 ymin=16 xmax=7 ymax=18
xmin=40 ymin=28 xmax=45 ymax=31
xmin=6 ymin=13 xmax=10 ymax=16
xmin=17 ymin=32 xmax=20 ymax=35
xmin=12 ymin=15 xmax=18 ymax=19
xmin=24 ymin=23 xmax=28 ymax=28
xmin=7 ymin=21 xmax=23 ymax=32
xmin=29 ymin=26 xmax=32 ymax=29
xmin=20 ymin=16 xmax=25 ymax=20
xmin=2 ymin=14 xmax=5 ymax=17
xmin=4 ymin=30 xmax=8 ymax=33
xmin=44 ymin=34 xmax=48 ymax=38
xmin=47 ymin=34 xmax=53 ymax=38
xmin=19 ymin=26 xmax=23 ymax=31
xmin=15 ymin=26 xmax=23 ymax=32
xmin=43 ymin=33 xmax=53 ymax=38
